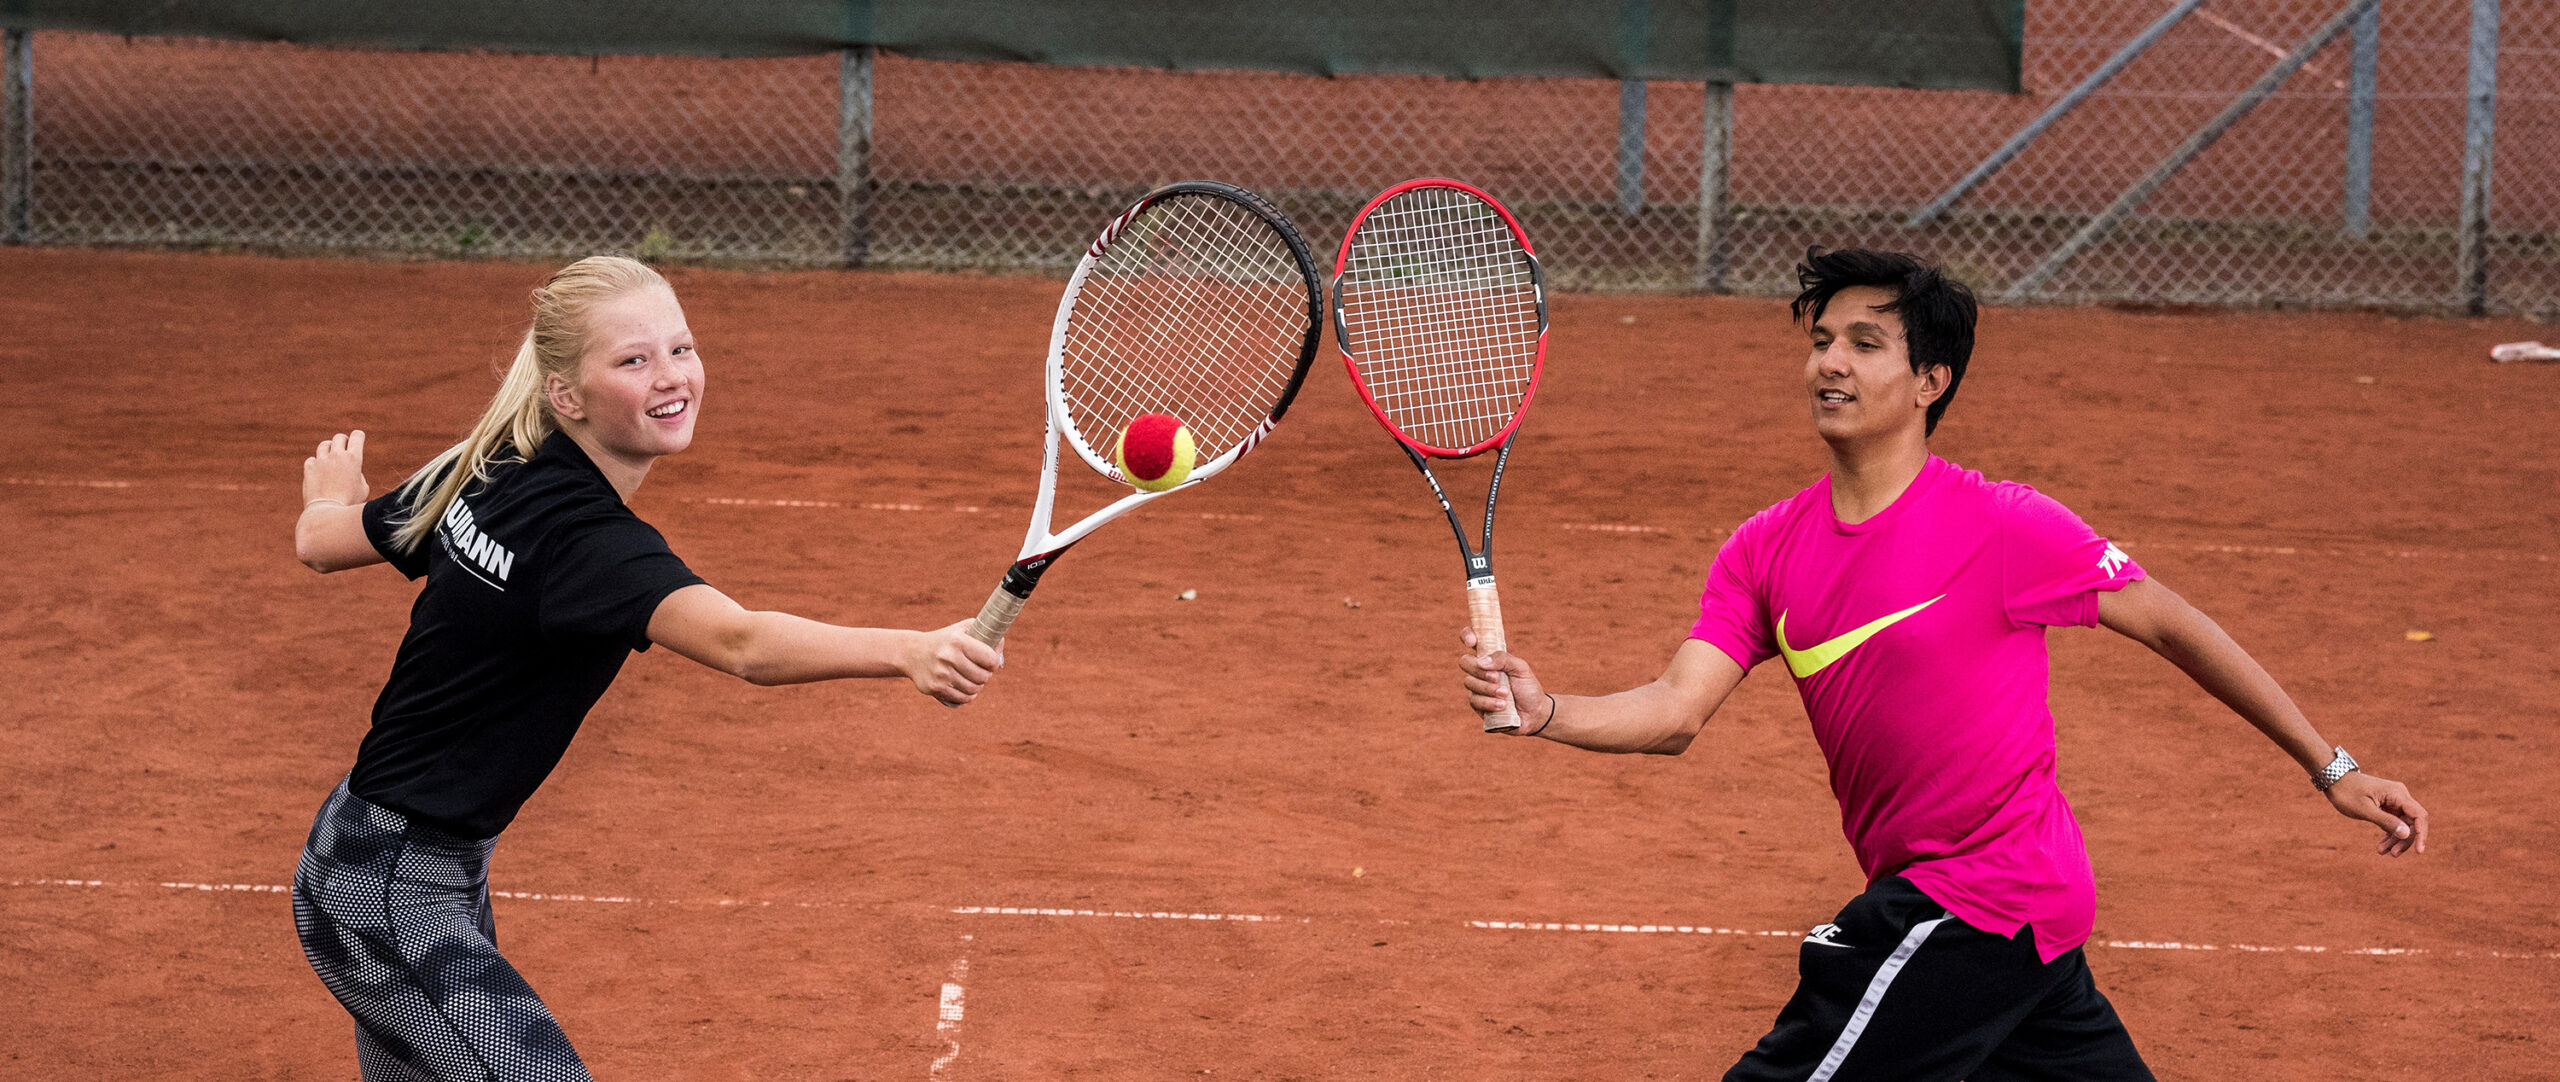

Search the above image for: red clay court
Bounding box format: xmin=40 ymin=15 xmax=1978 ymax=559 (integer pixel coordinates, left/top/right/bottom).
xmin=1 ymin=246 xmax=2554 ymax=1079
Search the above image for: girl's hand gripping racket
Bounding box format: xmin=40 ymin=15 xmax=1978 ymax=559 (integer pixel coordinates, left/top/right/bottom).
xmin=1334 ymin=179 xmax=1549 ymax=732
xmin=964 ymin=181 xmax=1324 ymax=665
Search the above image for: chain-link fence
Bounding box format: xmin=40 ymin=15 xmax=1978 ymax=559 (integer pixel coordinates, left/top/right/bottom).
xmin=3 ymin=1 xmax=2553 ymax=312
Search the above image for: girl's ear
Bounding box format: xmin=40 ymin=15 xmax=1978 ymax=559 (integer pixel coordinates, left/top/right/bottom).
xmin=546 ymin=370 xmax=585 ymax=422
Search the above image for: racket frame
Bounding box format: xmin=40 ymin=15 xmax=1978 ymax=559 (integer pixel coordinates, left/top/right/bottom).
xmin=1332 ymin=178 xmax=1550 ymax=733
xmin=967 ymin=180 xmax=1323 ymax=650
xmin=1333 ymin=177 xmax=1550 ymax=460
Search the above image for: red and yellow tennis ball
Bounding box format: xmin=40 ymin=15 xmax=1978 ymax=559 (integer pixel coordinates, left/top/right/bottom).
xmin=1113 ymin=412 xmax=1196 ymax=492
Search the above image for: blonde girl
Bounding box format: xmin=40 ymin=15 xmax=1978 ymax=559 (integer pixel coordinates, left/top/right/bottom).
xmin=289 ymin=256 xmax=998 ymax=1080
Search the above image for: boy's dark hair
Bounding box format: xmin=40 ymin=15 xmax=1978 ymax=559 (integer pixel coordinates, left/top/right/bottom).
xmin=1790 ymin=248 xmax=1977 ymax=436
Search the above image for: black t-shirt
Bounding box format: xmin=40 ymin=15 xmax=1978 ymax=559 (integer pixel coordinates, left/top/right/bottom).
xmin=349 ymin=431 xmax=704 ymax=838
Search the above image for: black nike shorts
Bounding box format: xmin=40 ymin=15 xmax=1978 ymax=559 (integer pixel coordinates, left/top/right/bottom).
xmin=1725 ymin=876 xmax=2155 ymax=1082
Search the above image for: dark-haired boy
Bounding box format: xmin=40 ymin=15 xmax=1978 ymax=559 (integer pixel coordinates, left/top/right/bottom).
xmin=1459 ymin=248 xmax=2427 ymax=1081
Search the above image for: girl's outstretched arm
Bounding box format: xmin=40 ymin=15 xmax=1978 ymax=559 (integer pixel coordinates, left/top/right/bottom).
xmin=647 ymin=584 xmax=1004 ymax=706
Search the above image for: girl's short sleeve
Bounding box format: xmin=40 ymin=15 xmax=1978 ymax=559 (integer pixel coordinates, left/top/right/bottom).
xmin=536 ymin=516 xmax=706 ymax=650
xmin=361 ymin=492 xmax=433 ymax=580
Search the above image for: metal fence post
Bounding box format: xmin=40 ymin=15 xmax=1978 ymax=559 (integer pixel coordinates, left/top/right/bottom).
xmin=1615 ymin=0 xmax=1649 ymax=216
xmin=837 ymin=44 xmax=875 ymax=268
xmin=2458 ymin=0 xmax=2499 ymax=314
xmin=1616 ymin=80 xmax=1646 ymax=215
xmin=3 ymin=28 xmax=30 ymax=245
xmin=1693 ymin=79 xmax=1731 ymax=292
xmin=2342 ymin=1 xmax=2378 ymax=239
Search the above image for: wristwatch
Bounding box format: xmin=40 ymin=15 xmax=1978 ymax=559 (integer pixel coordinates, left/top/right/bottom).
xmin=2312 ymin=746 xmax=2359 ymax=792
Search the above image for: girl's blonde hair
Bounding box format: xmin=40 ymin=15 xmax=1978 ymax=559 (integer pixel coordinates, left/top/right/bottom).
xmin=387 ymin=255 xmax=669 ymax=554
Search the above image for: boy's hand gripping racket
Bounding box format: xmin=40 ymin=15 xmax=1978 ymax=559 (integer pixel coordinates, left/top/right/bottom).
xmin=1334 ymin=179 xmax=1550 ymax=732
xmin=965 ymin=180 xmax=1323 ymax=658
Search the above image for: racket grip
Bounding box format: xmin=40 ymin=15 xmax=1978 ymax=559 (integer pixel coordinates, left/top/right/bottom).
xmin=940 ymin=581 xmax=1029 ymax=711
xmin=1466 ymin=580 xmax=1521 ymax=733
xmin=967 ymin=582 xmax=1026 ymax=649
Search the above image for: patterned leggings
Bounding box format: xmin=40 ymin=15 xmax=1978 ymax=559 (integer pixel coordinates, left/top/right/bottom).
xmin=293 ymin=779 xmax=593 ymax=1082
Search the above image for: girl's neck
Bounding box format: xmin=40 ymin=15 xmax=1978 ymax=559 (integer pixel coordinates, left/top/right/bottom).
xmin=559 ymin=426 xmax=653 ymax=502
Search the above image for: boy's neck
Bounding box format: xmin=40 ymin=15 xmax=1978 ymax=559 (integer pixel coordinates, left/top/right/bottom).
xmin=1824 ymin=431 xmax=1932 ymax=525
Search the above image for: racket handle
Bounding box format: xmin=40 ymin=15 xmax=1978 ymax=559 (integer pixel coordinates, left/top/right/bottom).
xmin=944 ymin=582 xmax=1028 ymax=711
xmin=1466 ymin=579 xmax=1521 ymax=733
xmin=967 ymin=582 xmax=1026 ymax=649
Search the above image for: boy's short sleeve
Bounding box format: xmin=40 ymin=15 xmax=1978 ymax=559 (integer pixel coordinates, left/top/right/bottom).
xmin=2000 ymin=485 xmax=2144 ymax=629
xmin=1689 ymin=515 xmax=1777 ymax=671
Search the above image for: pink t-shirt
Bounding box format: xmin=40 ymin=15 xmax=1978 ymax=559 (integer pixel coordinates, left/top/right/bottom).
xmin=1690 ymin=456 xmax=2142 ymax=962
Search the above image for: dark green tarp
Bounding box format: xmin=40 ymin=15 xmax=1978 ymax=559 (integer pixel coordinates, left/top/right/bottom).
xmin=4 ymin=1 xmax=2026 ymax=92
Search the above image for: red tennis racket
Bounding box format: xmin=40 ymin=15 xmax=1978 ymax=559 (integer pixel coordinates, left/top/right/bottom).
xmin=1333 ymin=179 xmax=1550 ymax=732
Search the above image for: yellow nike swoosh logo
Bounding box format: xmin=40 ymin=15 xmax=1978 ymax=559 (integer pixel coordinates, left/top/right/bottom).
xmin=1775 ymin=595 xmax=1945 ymax=679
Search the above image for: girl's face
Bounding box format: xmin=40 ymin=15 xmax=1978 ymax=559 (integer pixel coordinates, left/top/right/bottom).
xmin=549 ymin=285 xmax=703 ymax=470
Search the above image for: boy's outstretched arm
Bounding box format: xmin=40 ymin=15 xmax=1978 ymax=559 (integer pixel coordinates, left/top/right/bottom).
xmin=1461 ymin=635 xmax=1747 ymax=755
xmin=2099 ymin=575 xmax=2428 ymax=856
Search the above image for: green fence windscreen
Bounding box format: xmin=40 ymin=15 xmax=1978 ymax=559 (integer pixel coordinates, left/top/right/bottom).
xmin=7 ymin=1 xmax=2025 ymax=91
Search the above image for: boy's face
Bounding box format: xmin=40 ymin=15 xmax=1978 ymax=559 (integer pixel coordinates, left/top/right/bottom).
xmin=1804 ymin=285 xmax=1943 ymax=446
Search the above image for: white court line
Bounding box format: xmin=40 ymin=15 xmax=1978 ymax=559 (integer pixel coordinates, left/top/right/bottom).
xmin=2123 ymin=540 xmax=2554 ymax=565
xmin=17 ymin=878 xmax=2549 ymax=961
xmin=929 ymin=936 xmax=971 ymax=1081
xmin=4 ymin=877 xmax=863 ymax=909
xmin=954 ymin=904 xmax=1306 ymax=923
xmin=6 ymin=475 xmax=2542 ymax=560
xmin=1471 ymin=919 xmax=1800 ymax=938
xmin=1545 ymin=526 xmax=2552 ymax=565
xmin=677 ymin=494 xmax=1262 ymax=523
xmin=1558 ymin=522 xmax=1669 ymax=534
xmin=682 ymin=495 xmax=988 ymax=514
xmin=0 ymin=477 xmax=1260 ymax=522
xmin=1 ymin=476 xmax=273 ymax=492
xmin=2102 ymin=939 xmax=2428 ymax=957
xmin=2185 ymin=5 xmax=2348 ymax=91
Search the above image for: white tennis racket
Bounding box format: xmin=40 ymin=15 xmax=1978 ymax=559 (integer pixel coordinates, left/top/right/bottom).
xmin=965 ymin=180 xmax=1323 ymax=655
xmin=1334 ymin=179 xmax=1550 ymax=732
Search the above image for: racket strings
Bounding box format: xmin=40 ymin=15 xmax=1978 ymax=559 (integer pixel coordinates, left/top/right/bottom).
xmin=1061 ymin=193 xmax=1311 ymax=461
xmin=1337 ymin=188 xmax=1542 ymax=454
